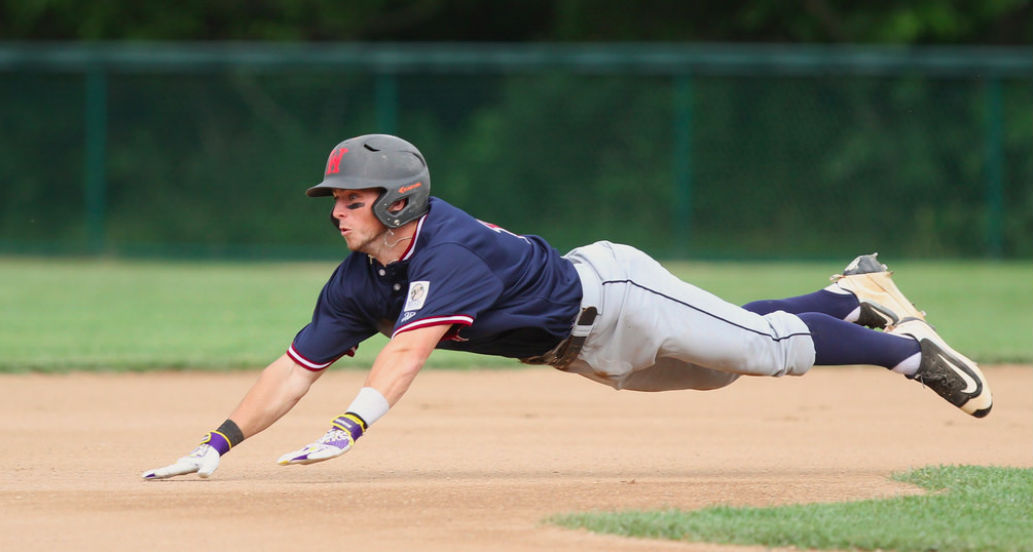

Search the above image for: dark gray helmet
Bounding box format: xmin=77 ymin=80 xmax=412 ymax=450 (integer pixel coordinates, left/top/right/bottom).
xmin=307 ymin=134 xmax=431 ymax=228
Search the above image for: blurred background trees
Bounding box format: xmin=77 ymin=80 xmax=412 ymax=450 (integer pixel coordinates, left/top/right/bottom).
xmin=2 ymin=0 xmax=1030 ymax=44
xmin=1 ymin=2 xmax=1029 ymax=259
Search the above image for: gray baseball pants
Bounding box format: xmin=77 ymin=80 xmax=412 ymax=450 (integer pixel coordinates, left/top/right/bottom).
xmin=564 ymin=241 xmax=816 ymax=391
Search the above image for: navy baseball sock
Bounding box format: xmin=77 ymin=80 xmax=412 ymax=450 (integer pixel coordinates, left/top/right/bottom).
xmin=742 ymin=289 xmax=858 ymax=319
xmin=797 ymin=312 xmax=920 ymax=368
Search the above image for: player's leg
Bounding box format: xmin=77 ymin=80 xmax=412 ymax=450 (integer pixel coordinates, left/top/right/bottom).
xmin=740 ymin=256 xmax=892 ymax=326
xmin=741 ymin=254 xmax=913 ymax=330
xmin=627 ymin=270 xmax=923 ymax=377
xmin=766 ymin=312 xmax=990 ymax=416
xmin=565 ymin=243 xmax=992 ymax=416
xmin=624 ymin=263 xmax=989 ymax=416
xmin=618 ymin=357 xmax=740 ymax=392
xmin=700 ymin=253 xmax=993 ymax=417
xmin=572 ymin=244 xmax=913 ymax=380
xmin=823 ymin=254 xmax=992 ymax=417
xmin=796 ymin=312 xmax=919 ymax=373
xmin=741 ymin=288 xmax=859 ymax=320
xmin=566 ymin=241 xmax=815 ymax=386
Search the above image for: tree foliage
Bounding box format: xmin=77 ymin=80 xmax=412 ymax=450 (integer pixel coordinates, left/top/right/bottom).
xmin=1 ymin=3 xmax=1029 ymax=259
xmin=1 ymin=0 xmax=1030 ymax=44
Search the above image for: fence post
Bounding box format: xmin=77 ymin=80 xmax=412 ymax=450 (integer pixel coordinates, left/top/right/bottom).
xmin=672 ymin=74 xmax=693 ymax=258
xmin=984 ymin=77 xmax=1003 ymax=259
xmin=84 ymin=67 xmax=107 ymax=254
xmin=375 ymin=73 xmax=398 ymax=134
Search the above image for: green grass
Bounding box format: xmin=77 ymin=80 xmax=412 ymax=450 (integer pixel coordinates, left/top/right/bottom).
xmin=0 ymin=256 xmax=1029 ymax=372
xmin=0 ymin=256 xmax=511 ymax=372
xmin=548 ymin=465 xmax=1033 ymax=552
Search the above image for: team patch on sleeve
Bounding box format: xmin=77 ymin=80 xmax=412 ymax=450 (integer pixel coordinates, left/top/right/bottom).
xmin=404 ymin=281 xmax=430 ymax=311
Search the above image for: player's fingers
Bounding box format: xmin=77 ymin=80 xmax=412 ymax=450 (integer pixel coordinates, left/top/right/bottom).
xmin=277 ymin=443 xmax=345 ymax=466
xmin=141 ymin=460 xmax=199 ymax=480
xmin=277 ymin=445 xmax=316 ymax=465
xmin=196 ymin=447 xmax=222 ymax=478
xmin=307 ymin=443 xmax=347 ymax=461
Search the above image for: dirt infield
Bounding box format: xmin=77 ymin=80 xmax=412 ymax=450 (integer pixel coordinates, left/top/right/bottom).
xmin=2 ymin=365 xmax=1030 ymax=551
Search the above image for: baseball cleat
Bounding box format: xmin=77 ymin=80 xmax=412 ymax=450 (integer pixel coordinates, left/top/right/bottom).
xmin=830 ymin=253 xmax=925 ymax=329
xmin=891 ymin=318 xmax=993 ymax=418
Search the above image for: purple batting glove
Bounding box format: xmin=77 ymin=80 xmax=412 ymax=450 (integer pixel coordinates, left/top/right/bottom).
xmin=277 ymin=413 xmax=366 ymax=466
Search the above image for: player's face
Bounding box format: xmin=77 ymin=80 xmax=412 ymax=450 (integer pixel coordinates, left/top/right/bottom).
xmin=331 ymin=188 xmax=388 ymax=253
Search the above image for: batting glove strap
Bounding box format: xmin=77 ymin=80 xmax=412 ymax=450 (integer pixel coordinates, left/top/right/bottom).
xmin=199 ymin=419 xmax=245 ymax=456
xmin=331 ymin=412 xmax=367 ymax=440
xmin=276 ymin=412 xmax=369 ymax=466
xmin=313 ymin=412 xmax=366 ymax=452
xmin=201 ymin=431 xmax=233 ymax=456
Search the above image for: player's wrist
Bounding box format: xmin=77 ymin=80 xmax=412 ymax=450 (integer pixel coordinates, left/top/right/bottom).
xmin=346 ymin=386 xmax=391 ymax=426
xmin=331 ymin=412 xmax=367 ymax=442
xmin=200 ymin=419 xmax=245 ymax=456
xmin=324 ymin=387 xmax=391 ymax=444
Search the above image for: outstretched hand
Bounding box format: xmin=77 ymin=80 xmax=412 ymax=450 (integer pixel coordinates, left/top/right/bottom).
xmin=278 ymin=414 xmax=365 ymax=466
xmin=142 ymin=444 xmax=221 ymax=480
xmin=277 ymin=427 xmax=355 ymax=465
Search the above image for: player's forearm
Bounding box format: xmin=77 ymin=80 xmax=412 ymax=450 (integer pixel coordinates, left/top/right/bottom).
xmin=228 ymin=353 xmax=323 ymax=437
xmin=364 ymin=325 xmax=448 ymax=405
xmin=364 ymin=345 xmax=428 ymax=406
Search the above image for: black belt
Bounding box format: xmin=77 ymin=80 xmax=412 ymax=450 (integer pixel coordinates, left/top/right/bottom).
xmin=521 ymin=306 xmax=598 ymax=370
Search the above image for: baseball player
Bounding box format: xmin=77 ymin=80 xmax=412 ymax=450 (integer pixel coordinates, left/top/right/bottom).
xmin=143 ymin=134 xmax=992 ymax=480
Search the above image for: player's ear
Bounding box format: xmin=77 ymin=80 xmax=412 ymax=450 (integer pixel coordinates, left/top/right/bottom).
xmin=388 ymin=198 xmax=408 ymax=214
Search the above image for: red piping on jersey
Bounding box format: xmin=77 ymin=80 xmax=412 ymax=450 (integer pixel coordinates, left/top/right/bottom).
xmin=287 ymin=342 xmax=355 ymax=371
xmin=399 ymin=214 xmax=427 ymax=262
xmin=392 ymin=315 xmax=474 ymax=338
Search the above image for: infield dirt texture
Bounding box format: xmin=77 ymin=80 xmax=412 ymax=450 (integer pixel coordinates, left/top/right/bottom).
xmin=2 ymin=365 xmax=1030 ymax=551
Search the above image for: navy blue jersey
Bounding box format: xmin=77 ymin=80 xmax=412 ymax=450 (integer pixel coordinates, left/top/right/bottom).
xmin=287 ymin=197 xmax=582 ymax=370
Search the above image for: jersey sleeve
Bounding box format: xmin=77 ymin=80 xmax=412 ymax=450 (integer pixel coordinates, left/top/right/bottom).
xmin=392 ymin=243 xmax=504 ymax=338
xmin=288 ymin=266 xmax=378 ymax=371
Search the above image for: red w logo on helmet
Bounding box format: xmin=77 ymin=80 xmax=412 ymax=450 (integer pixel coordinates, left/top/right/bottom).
xmin=325 ymin=147 xmax=349 ymax=175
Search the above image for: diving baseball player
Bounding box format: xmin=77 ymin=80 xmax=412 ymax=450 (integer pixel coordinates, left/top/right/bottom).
xmin=143 ymin=134 xmax=992 ymax=480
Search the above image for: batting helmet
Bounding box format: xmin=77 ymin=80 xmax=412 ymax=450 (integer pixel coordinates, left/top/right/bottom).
xmin=307 ymin=134 xmax=431 ymax=228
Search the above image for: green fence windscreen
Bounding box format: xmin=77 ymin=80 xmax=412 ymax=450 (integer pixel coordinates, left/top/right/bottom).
xmin=2 ymin=43 xmax=1030 ymax=259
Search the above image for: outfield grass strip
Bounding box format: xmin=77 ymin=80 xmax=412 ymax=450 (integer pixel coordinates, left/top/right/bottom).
xmin=1 ymin=258 xmax=1029 ymax=371
xmin=547 ymin=465 xmax=1033 ymax=552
